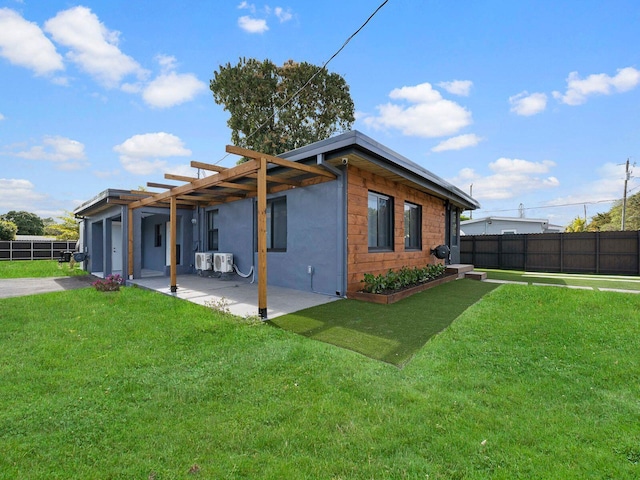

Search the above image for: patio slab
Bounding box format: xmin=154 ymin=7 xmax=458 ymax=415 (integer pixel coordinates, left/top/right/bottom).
xmin=128 ymin=274 xmax=340 ymax=319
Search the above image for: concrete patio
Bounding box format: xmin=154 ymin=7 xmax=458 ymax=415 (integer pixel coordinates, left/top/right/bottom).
xmin=128 ymin=274 xmax=341 ymax=319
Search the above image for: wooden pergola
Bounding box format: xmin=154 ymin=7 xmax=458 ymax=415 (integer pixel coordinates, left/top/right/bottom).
xmin=122 ymin=145 xmax=336 ymax=319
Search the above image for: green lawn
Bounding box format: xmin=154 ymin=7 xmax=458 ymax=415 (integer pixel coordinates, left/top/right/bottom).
xmin=0 ymin=259 xmax=87 ymax=278
xmin=1 ymin=283 xmax=639 ymax=478
xmin=479 ymin=268 xmax=640 ymax=291
xmin=271 ymin=279 xmax=498 ymax=366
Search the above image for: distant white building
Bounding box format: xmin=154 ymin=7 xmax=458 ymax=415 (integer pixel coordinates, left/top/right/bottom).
xmin=461 ymin=216 xmax=563 ymax=235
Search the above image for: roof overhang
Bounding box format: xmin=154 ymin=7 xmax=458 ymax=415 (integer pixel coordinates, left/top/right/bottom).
xmin=280 ymin=130 xmax=480 ymax=210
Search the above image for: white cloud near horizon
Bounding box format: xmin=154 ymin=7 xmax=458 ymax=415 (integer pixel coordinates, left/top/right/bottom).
xmin=546 ymin=162 xmax=625 ymax=206
xmin=450 ymin=158 xmax=559 ymax=201
xmin=432 ymin=133 xmax=484 ymax=152
xmin=438 ymin=80 xmax=472 ymax=96
xmin=362 ymin=82 xmax=472 ymax=138
xmin=114 ymin=132 xmax=192 ymax=175
xmin=509 ymin=91 xmax=547 ymax=116
xmin=0 ymin=8 xmax=64 ymax=76
xmin=553 ymin=67 xmax=640 ymax=106
xmin=44 ymin=6 xmax=147 ymax=89
xmin=4 ymin=136 xmax=88 ymax=170
xmin=0 ymin=178 xmax=49 ymax=212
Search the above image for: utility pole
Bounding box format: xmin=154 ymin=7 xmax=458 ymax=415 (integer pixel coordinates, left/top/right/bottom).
xmin=469 ymin=184 xmax=473 ymax=220
xmin=622 ymin=159 xmax=630 ymax=230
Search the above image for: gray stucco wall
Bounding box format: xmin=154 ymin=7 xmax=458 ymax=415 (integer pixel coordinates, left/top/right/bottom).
xmin=82 ymin=205 xmax=127 ymax=276
xmin=199 ymin=178 xmax=344 ymax=296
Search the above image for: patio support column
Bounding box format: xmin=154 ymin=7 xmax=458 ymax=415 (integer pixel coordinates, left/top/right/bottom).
xmin=127 ymin=207 xmax=134 ymax=279
xmin=257 ymin=156 xmax=268 ymax=319
xmin=170 ymin=195 xmax=177 ymax=293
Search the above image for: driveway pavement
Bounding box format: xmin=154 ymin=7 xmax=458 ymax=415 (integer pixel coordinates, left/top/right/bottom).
xmin=0 ymin=275 xmax=97 ymax=299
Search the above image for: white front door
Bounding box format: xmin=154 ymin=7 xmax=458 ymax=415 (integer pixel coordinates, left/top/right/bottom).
xmin=112 ymin=221 xmax=123 ymax=272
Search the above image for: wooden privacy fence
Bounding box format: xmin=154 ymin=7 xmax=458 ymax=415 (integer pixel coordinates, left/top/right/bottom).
xmin=461 ymin=231 xmax=640 ymax=275
xmin=0 ymin=240 xmax=77 ymax=261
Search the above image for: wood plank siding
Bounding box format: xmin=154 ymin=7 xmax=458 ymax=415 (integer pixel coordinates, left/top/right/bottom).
xmin=346 ymin=165 xmax=446 ymax=295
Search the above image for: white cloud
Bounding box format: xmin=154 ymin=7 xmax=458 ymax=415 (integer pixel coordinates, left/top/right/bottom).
xmin=237 ymin=2 xmax=256 ymax=12
xmin=552 ymin=67 xmax=640 ymax=106
xmin=0 ymin=178 xmax=48 ymax=212
xmin=362 ymin=82 xmax=472 ymax=138
xmin=432 ymin=133 xmax=484 ymax=152
xmin=156 ymin=54 xmax=177 ymax=73
xmin=547 ymin=162 xmax=625 ymax=206
xmin=509 ymin=91 xmax=547 ymax=116
xmin=274 ymin=7 xmax=293 ymax=22
xmin=438 ymin=80 xmax=472 ymax=96
xmin=237 ymin=4 xmax=293 ymax=33
xmin=449 ymin=157 xmax=559 ymax=201
xmin=142 ymin=63 xmax=206 ymax=109
xmin=4 ymin=136 xmax=88 ymax=170
xmin=238 ymin=16 xmax=268 ymax=33
xmin=44 ymin=6 xmax=147 ymax=88
xmin=114 ymin=132 xmax=191 ymax=175
xmin=0 ymin=8 xmax=64 ymax=76
xmin=0 ymin=113 xmax=4 ymax=121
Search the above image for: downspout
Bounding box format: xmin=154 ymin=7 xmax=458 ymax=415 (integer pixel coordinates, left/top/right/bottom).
xmin=317 ymin=153 xmax=346 ymax=297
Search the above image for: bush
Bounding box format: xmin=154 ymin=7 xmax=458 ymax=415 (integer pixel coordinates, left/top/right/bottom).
xmin=361 ymin=264 xmax=446 ymax=294
xmin=0 ymin=220 xmax=18 ymax=240
xmin=92 ymin=274 xmax=124 ymax=292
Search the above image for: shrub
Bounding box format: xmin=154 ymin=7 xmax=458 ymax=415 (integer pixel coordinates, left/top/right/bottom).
xmin=361 ymin=264 xmax=446 ymax=294
xmin=92 ymin=274 xmax=124 ymax=292
xmin=0 ymin=219 xmax=18 ymax=241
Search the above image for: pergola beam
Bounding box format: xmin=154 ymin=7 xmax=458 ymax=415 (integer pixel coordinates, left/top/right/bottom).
xmin=191 ymin=160 xmax=227 ymax=173
xmin=147 ymin=182 xmax=178 ymax=190
xmin=165 ymin=173 xmax=198 ymax=183
xmin=127 ymin=159 xmax=260 ymax=209
xmin=226 ymin=145 xmax=336 ymax=179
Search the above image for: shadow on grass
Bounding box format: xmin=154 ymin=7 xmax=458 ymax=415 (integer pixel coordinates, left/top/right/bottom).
xmin=269 ymin=279 xmax=499 ymax=367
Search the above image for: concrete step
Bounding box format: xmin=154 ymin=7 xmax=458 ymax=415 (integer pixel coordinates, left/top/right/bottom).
xmin=446 ymin=264 xmax=475 ymax=278
xmin=465 ymin=270 xmax=487 ymax=281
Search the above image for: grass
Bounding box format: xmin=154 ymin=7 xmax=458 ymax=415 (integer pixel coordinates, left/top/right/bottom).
xmin=271 ymin=279 xmax=498 ymax=366
xmin=0 ymin=259 xmax=87 ymax=278
xmin=1 ymin=283 xmax=639 ymax=478
xmin=478 ymin=268 xmax=640 ymax=292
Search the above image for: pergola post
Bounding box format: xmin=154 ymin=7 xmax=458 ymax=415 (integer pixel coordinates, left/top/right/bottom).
xmin=257 ymin=157 xmax=268 ymax=319
xmin=127 ymin=207 xmax=134 ymax=279
xmin=170 ymin=195 xmax=177 ymax=293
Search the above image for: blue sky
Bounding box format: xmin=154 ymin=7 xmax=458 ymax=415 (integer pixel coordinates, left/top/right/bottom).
xmin=1 ymin=0 xmax=639 ymax=227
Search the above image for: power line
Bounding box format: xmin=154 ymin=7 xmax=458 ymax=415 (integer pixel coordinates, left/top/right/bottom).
xmin=213 ymin=0 xmax=390 ymax=165
xmin=479 ymin=198 xmax=618 ymax=215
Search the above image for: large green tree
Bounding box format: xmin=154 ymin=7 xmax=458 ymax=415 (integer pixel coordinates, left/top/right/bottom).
xmin=0 ymin=211 xmax=44 ymax=235
xmin=587 ymin=191 xmax=640 ymax=231
xmin=210 ymin=58 xmax=355 ymax=156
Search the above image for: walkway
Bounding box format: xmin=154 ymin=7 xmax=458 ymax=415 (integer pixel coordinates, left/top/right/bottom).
xmin=0 ymin=275 xmax=97 ymax=299
xmin=128 ymin=274 xmax=340 ymax=319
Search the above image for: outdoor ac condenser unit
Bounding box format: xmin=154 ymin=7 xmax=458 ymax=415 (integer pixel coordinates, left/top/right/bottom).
xmin=213 ymin=253 xmax=234 ymax=273
xmin=195 ymin=252 xmax=213 ymax=271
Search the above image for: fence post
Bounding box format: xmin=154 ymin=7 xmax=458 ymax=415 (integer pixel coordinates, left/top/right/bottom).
xmin=596 ymin=232 xmax=600 ymax=274
xmin=560 ymin=234 xmax=564 ymax=273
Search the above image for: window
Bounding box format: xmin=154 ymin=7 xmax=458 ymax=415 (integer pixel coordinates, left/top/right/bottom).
xmin=207 ymin=210 xmax=219 ymax=251
xmin=404 ymin=202 xmax=421 ymax=250
xmin=154 ymin=224 xmax=162 ymax=247
xmin=368 ymin=191 xmax=393 ymax=251
xmin=450 ymin=208 xmax=459 ymax=246
xmin=267 ymin=197 xmax=287 ymax=251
